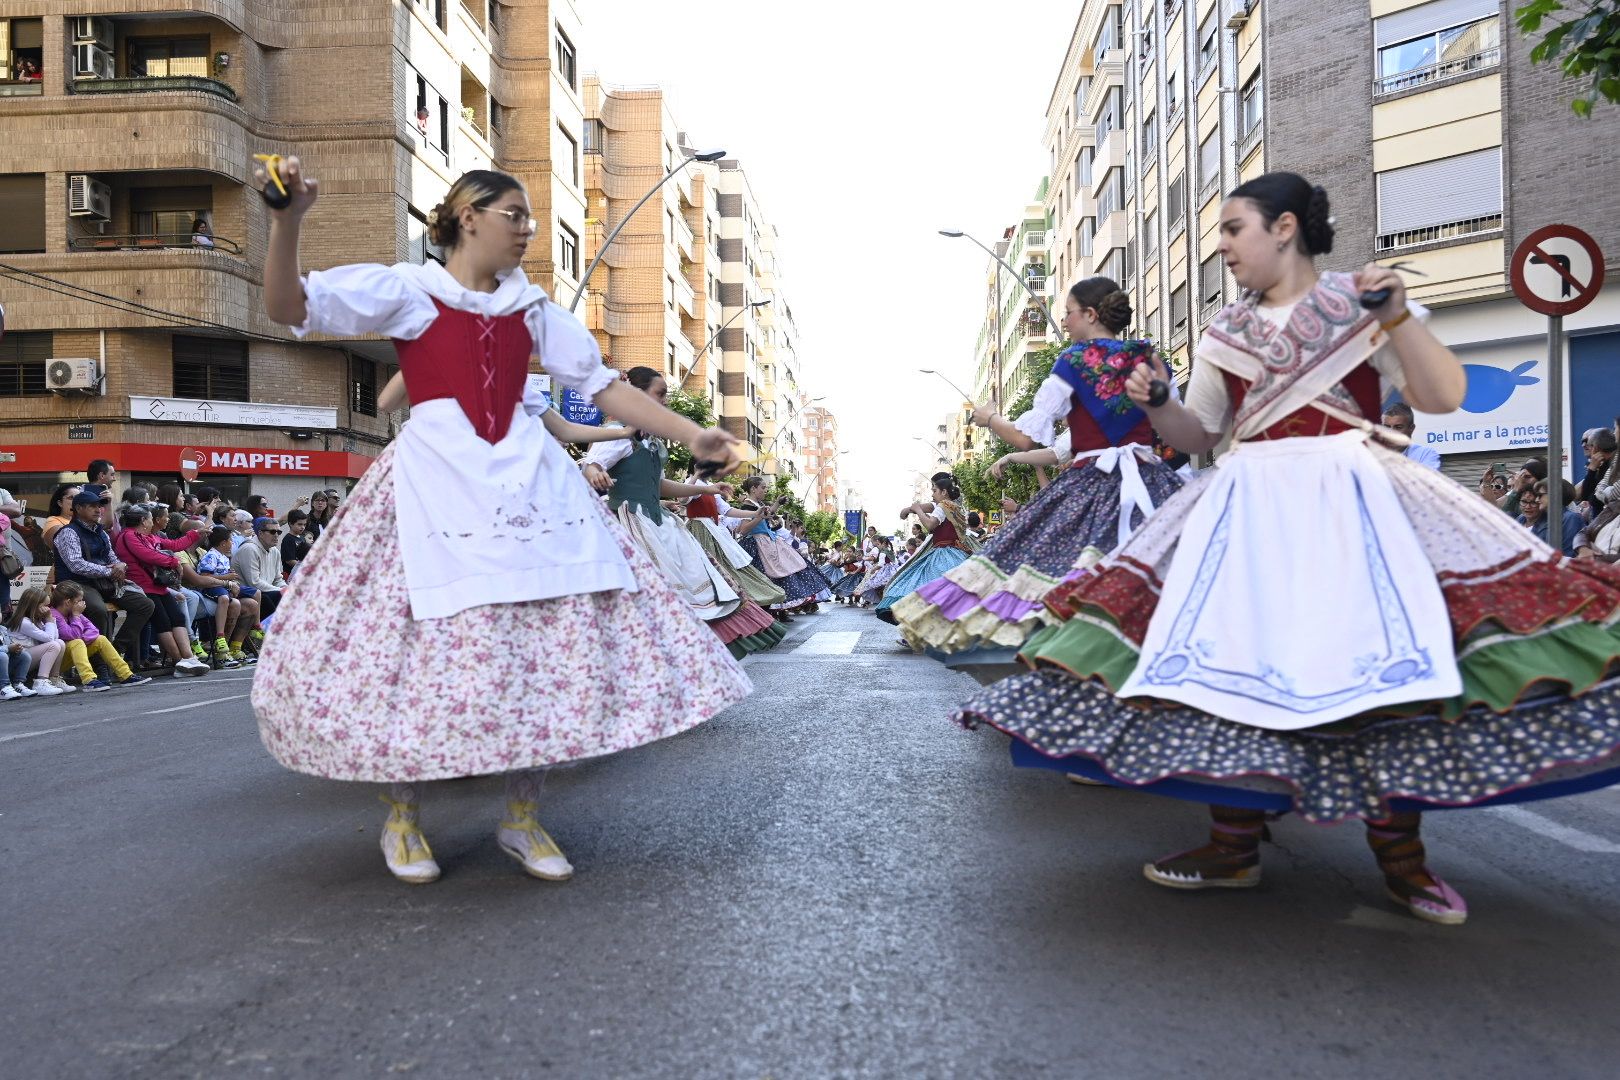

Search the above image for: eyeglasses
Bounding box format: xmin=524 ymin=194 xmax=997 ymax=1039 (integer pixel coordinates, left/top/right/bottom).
xmin=475 ymin=206 xmax=537 ymax=233
xmin=262 ymin=529 xmax=282 ymax=536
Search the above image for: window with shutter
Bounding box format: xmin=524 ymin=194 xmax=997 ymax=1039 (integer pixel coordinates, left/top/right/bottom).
xmin=351 ymin=355 xmax=378 ymax=417
xmin=172 ymin=336 xmax=249 ymax=402
xmin=1375 ymin=2 xmax=1500 ymax=95
xmin=1199 ymin=134 xmax=1220 ymax=197
xmin=0 ymin=331 xmax=49 ymax=397
xmin=1375 ymin=147 xmax=1501 ymax=250
xmin=1201 ymin=253 xmax=1222 ymax=311
xmin=1167 ymin=172 xmax=1186 ymax=230
xmin=1171 ymin=285 xmax=1188 ymax=330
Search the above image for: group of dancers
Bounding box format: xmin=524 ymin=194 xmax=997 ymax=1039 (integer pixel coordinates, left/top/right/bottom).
xmin=249 ymin=155 xmax=1620 ymax=926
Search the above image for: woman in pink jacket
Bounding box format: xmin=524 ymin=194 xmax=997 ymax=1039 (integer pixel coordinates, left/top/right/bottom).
xmin=113 ymin=504 xmax=210 ymax=676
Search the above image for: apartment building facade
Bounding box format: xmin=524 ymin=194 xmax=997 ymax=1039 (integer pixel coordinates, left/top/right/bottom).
xmin=1265 ymin=0 xmax=1620 ymax=482
xmin=1043 ymin=0 xmax=1618 ymax=480
xmin=0 ymin=0 xmax=586 ymax=509
xmin=708 ymin=156 xmax=807 ymax=474
xmin=799 ymin=403 xmax=839 ymax=514
xmin=578 ymin=79 xmax=710 ymax=391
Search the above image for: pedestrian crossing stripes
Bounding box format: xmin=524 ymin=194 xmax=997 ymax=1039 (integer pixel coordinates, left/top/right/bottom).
xmin=792 ymin=631 xmax=863 ymax=655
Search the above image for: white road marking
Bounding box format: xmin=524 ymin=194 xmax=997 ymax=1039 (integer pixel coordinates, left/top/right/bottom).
xmin=793 ymin=631 xmax=863 ymax=655
xmin=1488 ymin=805 xmax=1620 ymax=854
xmin=0 ymin=716 xmax=120 ymax=743
xmin=0 ymin=692 xmax=251 ymax=743
xmin=144 ymin=694 xmax=249 ymax=715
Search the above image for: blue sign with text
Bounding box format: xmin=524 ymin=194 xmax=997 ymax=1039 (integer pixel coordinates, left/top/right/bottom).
xmin=560 ymin=387 xmax=602 ymax=426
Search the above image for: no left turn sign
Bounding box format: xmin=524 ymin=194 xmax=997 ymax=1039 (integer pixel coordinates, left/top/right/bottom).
xmin=1511 ymin=224 xmax=1605 ymax=317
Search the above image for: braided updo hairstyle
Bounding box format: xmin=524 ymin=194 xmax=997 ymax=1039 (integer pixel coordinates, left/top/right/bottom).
xmin=1069 ymin=275 xmax=1133 ymax=335
xmin=426 ymin=169 xmax=526 ymax=249
xmin=1228 ymin=172 xmax=1335 ymax=255
xmin=930 ymin=471 xmax=962 ymax=502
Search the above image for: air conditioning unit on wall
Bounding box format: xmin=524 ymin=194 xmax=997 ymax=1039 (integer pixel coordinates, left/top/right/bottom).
xmin=47 ymin=358 xmax=102 ymax=394
xmin=71 ymin=16 xmax=115 ymax=48
xmin=68 ymin=175 xmax=112 ymax=219
xmin=74 ymin=42 xmax=114 ymax=80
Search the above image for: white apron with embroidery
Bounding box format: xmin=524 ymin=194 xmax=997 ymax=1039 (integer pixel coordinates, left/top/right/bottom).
xmin=296 ymin=261 xmax=636 ymax=621
xmin=1117 ymin=278 xmax=1460 ymax=729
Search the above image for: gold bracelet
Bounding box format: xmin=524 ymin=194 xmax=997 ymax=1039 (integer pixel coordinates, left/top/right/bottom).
xmin=1380 ymin=309 xmax=1411 ymax=333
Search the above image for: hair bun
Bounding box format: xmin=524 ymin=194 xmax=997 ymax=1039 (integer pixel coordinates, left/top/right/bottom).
xmin=426 ymin=201 xmax=459 ymax=248
xmin=1096 ymin=289 xmax=1134 ymax=335
xmin=1303 ymin=185 xmax=1335 ymax=256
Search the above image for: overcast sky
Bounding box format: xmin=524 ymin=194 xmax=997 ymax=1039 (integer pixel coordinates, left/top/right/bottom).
xmin=585 ymin=1 xmax=1070 ymax=530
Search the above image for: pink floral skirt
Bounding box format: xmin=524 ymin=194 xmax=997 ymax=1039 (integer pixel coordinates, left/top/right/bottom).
xmin=252 ymin=445 xmax=753 ymax=783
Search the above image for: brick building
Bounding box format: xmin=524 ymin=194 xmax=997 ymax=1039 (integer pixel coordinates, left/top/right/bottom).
xmin=0 ymin=0 xmax=586 ymax=509
xmin=1041 ymin=0 xmax=1619 ymax=478
xmin=799 ymin=403 xmax=839 ymax=514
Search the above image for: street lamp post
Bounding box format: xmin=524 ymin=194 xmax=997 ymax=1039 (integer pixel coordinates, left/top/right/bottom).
xmin=912 ymin=435 xmax=950 ymax=467
xmin=569 ymin=148 xmax=727 ymax=313
xmin=938 ymin=229 xmax=1063 ymax=337
xmin=694 ymin=299 xmax=770 ymax=366
xmin=752 ymin=394 xmax=825 ymax=475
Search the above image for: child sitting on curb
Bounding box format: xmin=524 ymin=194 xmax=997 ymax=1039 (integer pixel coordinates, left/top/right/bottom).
xmin=49 ymin=582 xmax=153 ymax=692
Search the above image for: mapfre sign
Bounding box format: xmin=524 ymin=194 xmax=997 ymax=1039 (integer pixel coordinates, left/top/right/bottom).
xmin=207 ymin=449 xmax=319 ymax=473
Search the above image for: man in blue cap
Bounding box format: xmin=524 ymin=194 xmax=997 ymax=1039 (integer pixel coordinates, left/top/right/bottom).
xmin=53 ymin=489 xmax=156 ymax=678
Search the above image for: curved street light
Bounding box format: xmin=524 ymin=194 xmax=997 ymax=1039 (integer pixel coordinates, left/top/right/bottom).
xmin=938 ymin=229 xmax=1062 ymax=337
xmin=912 ymin=435 xmax=950 ymax=466
xmin=751 ymin=394 xmax=827 ymax=476
xmin=568 ymin=148 xmax=727 ymax=312
xmin=695 ymin=299 xmax=770 ymax=365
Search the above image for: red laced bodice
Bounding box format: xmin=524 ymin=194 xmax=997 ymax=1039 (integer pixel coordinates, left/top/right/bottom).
xmin=1225 ymin=363 xmax=1383 ymax=441
xmin=1066 ymin=400 xmax=1156 ymax=455
xmin=393 ymin=299 xmax=533 ymax=444
xmin=687 ymin=493 xmax=720 ymax=521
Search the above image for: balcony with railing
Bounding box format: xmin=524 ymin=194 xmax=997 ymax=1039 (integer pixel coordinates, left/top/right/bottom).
xmin=64 ymin=17 xmax=241 ymax=103
xmin=1376 ymin=213 xmax=1502 ymax=253
xmin=1375 ymin=46 xmax=1501 ymax=96
xmin=672 ymin=210 xmax=696 ymax=262
xmin=70 ymin=232 xmax=242 ymax=254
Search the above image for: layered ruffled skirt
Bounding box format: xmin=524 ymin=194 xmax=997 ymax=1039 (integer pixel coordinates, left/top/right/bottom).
xmin=831 ymin=567 xmax=865 ymax=598
xmin=957 ymin=433 xmax=1620 ymax=823
xmin=739 ymin=533 xmax=824 ymax=610
xmin=857 ymin=560 xmax=900 ymax=603
xmin=873 ymin=544 xmax=972 ymax=623
xmin=687 ymin=519 xmax=787 ymax=611
xmin=892 ymin=449 xmax=1181 ymax=654
xmin=254 ymin=446 xmax=752 ymax=783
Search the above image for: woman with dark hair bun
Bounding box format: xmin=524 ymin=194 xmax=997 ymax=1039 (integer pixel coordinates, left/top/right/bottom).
xmin=959 ymin=172 xmax=1620 ymax=927
xmin=891 ymin=275 xmax=1183 ymax=669
xmin=873 ymin=471 xmax=979 ymax=623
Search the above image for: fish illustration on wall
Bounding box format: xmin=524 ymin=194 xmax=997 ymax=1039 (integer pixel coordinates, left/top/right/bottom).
xmin=1459 ymin=360 xmax=1539 ymax=414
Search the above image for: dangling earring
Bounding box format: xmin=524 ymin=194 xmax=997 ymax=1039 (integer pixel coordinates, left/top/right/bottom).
xmin=1276 ymin=240 xmax=1287 ymax=252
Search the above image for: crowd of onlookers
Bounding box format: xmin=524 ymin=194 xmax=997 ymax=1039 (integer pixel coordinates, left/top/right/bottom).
xmin=1478 ymin=426 xmax=1620 ymax=561
xmin=0 ymin=457 xmax=342 ymax=698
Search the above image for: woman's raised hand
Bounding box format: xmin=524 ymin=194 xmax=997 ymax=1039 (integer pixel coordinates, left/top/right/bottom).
xmin=252 ymin=154 xmax=319 ymax=219
xmin=970 ymin=404 xmax=997 ymax=429
xmin=989 ymin=454 xmax=1012 ymax=480
xmin=1125 ymin=352 xmax=1173 ymax=408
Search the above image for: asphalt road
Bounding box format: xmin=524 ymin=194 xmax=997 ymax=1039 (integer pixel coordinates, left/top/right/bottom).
xmin=4 ymin=603 xmax=1619 ymax=1078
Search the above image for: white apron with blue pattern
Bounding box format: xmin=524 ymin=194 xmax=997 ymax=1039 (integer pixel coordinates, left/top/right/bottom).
xmin=1117 ymin=274 xmax=1460 ymax=730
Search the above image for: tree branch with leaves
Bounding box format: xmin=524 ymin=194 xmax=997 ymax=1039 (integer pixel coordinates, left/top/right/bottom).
xmin=1517 ymin=1 xmax=1620 ymax=116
